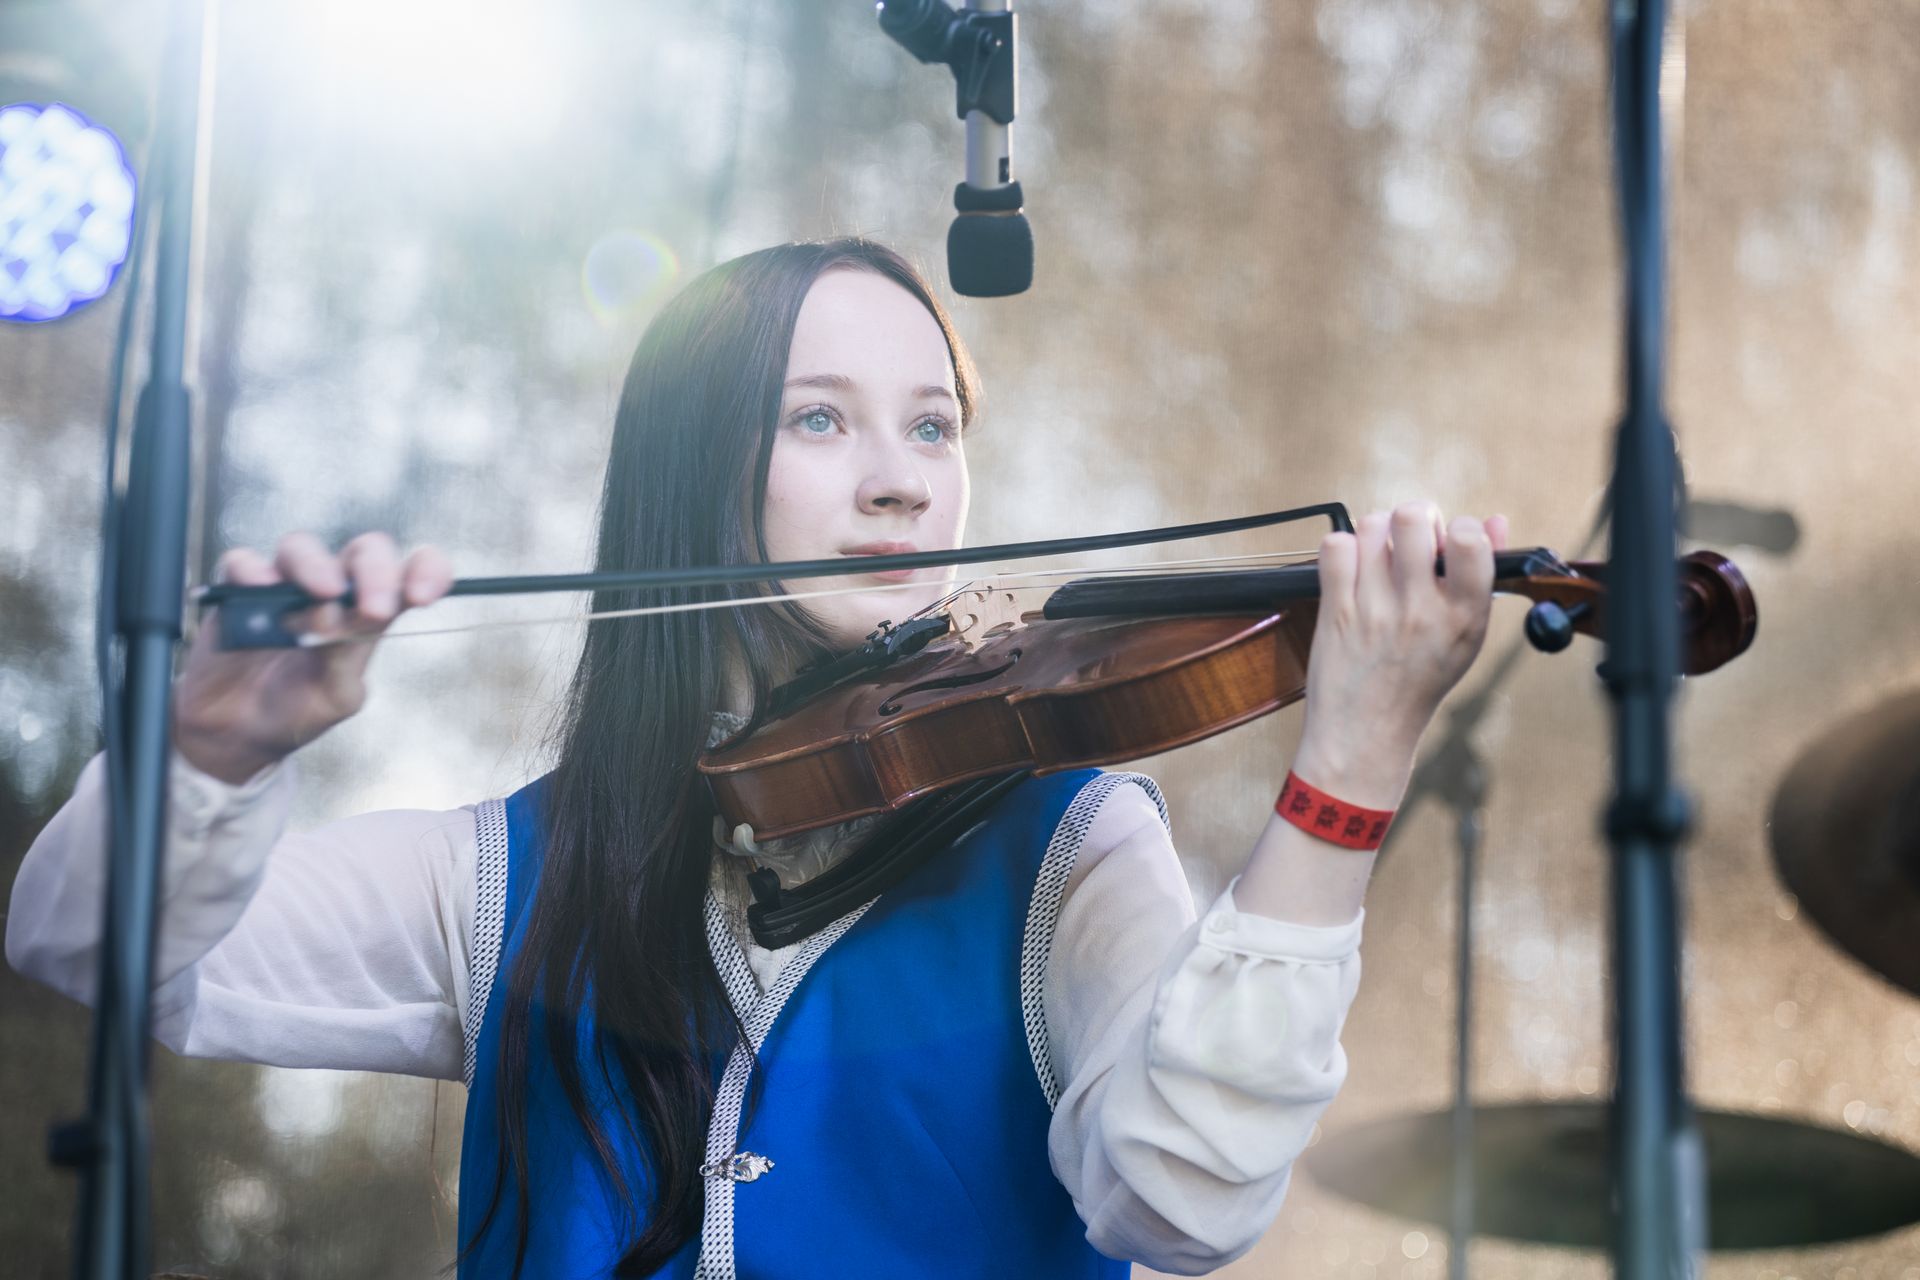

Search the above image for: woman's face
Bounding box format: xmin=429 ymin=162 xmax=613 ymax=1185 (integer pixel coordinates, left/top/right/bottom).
xmin=762 ymin=269 xmax=970 ymax=651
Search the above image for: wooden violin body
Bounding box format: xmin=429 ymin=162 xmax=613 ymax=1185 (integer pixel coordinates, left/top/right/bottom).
xmin=699 ymin=547 xmax=1758 ymax=839
xmin=704 ymin=609 xmax=1314 ymax=839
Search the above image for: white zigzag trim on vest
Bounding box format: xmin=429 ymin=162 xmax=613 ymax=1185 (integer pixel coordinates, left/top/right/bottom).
xmin=1020 ymin=772 xmax=1170 ymax=1111
xmin=464 ymin=797 xmax=511 ymax=1089
xmin=695 ymin=891 xmax=876 ymax=1280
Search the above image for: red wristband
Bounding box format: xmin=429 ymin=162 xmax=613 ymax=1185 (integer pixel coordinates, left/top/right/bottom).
xmin=1275 ymin=771 xmax=1396 ymax=851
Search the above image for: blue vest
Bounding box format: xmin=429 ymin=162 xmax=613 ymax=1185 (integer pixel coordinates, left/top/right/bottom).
xmin=457 ymin=768 xmax=1137 ymax=1279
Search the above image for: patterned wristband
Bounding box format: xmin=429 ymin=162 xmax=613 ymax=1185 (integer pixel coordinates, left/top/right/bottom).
xmin=1275 ymin=770 xmax=1396 ymax=850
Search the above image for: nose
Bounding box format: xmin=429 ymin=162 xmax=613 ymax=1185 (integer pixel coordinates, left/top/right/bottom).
xmin=855 ymin=446 xmax=932 ymax=516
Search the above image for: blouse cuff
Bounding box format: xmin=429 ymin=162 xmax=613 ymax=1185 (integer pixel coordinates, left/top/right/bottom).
xmin=1205 ymin=875 xmax=1363 ymax=963
xmin=171 ymin=751 xmax=291 ymax=840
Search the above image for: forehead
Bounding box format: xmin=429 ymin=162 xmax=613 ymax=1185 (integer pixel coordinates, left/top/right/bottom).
xmin=784 ymin=269 xmax=956 ymax=394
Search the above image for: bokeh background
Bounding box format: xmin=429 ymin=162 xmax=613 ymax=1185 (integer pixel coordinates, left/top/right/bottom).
xmin=4 ymin=0 xmax=1920 ymax=1276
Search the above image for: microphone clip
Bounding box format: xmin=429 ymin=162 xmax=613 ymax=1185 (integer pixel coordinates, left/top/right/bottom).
xmin=878 ymin=2 xmax=1017 ymax=127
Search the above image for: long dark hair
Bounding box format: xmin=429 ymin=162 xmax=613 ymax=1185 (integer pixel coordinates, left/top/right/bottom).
xmin=460 ymin=239 xmax=980 ymax=1277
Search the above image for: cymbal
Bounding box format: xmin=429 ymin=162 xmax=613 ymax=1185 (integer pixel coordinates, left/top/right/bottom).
xmin=1302 ymin=1101 xmax=1920 ymax=1250
xmin=1770 ymin=689 xmax=1920 ymax=997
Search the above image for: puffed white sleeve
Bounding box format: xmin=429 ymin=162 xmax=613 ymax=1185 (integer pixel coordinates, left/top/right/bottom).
xmin=1043 ymin=776 xmax=1364 ymax=1275
xmin=6 ymin=749 xmax=478 ymax=1082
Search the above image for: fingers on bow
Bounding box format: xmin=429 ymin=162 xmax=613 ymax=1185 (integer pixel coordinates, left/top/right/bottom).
xmin=1442 ymin=514 xmax=1497 ymax=611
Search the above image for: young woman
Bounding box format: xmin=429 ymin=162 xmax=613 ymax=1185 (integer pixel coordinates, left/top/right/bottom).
xmin=9 ymin=239 xmax=1506 ymax=1278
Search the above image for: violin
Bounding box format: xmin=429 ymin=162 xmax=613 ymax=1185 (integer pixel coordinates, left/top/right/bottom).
xmin=193 ymin=503 xmax=1758 ymax=845
xmin=700 ymin=548 xmax=1757 ymax=841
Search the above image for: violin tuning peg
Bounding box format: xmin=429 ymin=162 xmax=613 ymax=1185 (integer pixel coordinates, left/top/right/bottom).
xmin=1524 ymin=600 xmax=1591 ymax=655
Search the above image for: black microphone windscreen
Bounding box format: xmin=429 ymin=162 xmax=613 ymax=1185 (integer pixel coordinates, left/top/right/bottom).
xmin=947 ymin=212 xmax=1033 ymax=298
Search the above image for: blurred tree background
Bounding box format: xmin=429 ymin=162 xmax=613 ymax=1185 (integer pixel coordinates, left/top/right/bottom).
xmin=5 ymin=0 xmax=1920 ymax=1276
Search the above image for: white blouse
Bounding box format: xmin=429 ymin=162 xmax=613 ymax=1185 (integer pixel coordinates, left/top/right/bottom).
xmin=6 ymin=746 xmax=1365 ymax=1275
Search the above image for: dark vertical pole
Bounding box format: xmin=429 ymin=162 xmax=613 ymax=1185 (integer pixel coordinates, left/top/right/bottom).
xmin=1448 ymin=786 xmax=1481 ymax=1280
xmin=1603 ymin=1 xmax=1704 ymax=1275
xmin=70 ymin=1 xmax=209 ymax=1275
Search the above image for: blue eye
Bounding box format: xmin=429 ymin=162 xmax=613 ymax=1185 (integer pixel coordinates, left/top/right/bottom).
xmin=799 ymin=409 xmax=836 ymax=435
xmin=912 ymin=418 xmax=955 ymax=445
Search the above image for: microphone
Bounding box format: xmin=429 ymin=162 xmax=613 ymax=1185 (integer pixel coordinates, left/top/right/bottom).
xmin=878 ymin=0 xmax=1032 ymax=297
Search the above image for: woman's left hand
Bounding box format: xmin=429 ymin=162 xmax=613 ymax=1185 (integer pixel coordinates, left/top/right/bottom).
xmin=1291 ymin=502 xmax=1509 ymax=808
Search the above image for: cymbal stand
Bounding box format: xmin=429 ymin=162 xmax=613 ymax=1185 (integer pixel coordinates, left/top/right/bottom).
xmin=1437 ymin=737 xmax=1488 ymax=1280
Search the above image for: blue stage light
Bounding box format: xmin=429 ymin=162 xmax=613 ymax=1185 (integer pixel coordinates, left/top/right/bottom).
xmin=0 ymin=102 xmax=137 ymax=323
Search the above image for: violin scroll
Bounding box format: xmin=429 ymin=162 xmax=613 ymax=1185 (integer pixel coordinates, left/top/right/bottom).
xmin=1675 ymin=550 xmax=1759 ymax=675
xmin=1506 ymin=549 xmax=1757 ymax=676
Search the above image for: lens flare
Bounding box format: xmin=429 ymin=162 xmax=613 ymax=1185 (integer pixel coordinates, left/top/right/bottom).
xmin=582 ymin=230 xmax=679 ymax=324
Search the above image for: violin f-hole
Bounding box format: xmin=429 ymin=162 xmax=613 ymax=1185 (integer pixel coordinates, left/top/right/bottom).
xmin=878 ymin=649 xmax=1022 ymax=715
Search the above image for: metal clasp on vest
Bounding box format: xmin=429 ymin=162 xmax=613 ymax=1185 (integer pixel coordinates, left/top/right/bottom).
xmin=700 ymin=1151 xmax=775 ymax=1183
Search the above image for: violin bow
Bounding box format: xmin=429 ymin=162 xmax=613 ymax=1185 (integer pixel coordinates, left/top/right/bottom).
xmin=192 ymin=502 xmax=1355 ymax=650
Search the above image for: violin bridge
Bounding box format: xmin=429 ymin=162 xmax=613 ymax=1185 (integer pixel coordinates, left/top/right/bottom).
xmin=947 ymin=586 xmax=1032 ymax=652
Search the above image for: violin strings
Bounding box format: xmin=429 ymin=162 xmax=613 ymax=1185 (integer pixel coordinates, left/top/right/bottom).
xmin=896 ymin=549 xmax=1324 ymax=622
xmin=276 ymin=546 xmax=1325 ymax=649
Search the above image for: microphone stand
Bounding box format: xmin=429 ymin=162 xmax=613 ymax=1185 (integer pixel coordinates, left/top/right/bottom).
xmin=1602 ymin=0 xmax=1704 ymax=1273
xmin=49 ymin=1 xmax=212 ymax=1275
xmin=1386 ymin=2 xmax=1706 ymax=1268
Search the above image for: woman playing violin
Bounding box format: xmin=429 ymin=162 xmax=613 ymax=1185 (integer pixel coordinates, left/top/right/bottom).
xmin=9 ymin=239 xmax=1508 ymax=1277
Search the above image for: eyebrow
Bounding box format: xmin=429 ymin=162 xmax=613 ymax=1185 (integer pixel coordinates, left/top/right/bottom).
xmin=784 ymin=373 xmax=955 ymax=403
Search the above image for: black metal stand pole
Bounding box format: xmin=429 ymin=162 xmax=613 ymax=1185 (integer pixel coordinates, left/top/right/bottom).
xmin=63 ymin=1 xmax=209 ymax=1275
xmin=1603 ymin=0 xmax=1704 ymax=1274
xmin=1443 ymin=745 xmax=1486 ymax=1280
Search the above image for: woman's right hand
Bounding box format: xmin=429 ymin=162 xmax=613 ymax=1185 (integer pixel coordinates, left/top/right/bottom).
xmin=171 ymin=531 xmax=454 ymax=785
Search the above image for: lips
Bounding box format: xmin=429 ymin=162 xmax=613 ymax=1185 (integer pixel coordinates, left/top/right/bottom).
xmin=840 ymin=541 xmax=921 ymax=581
